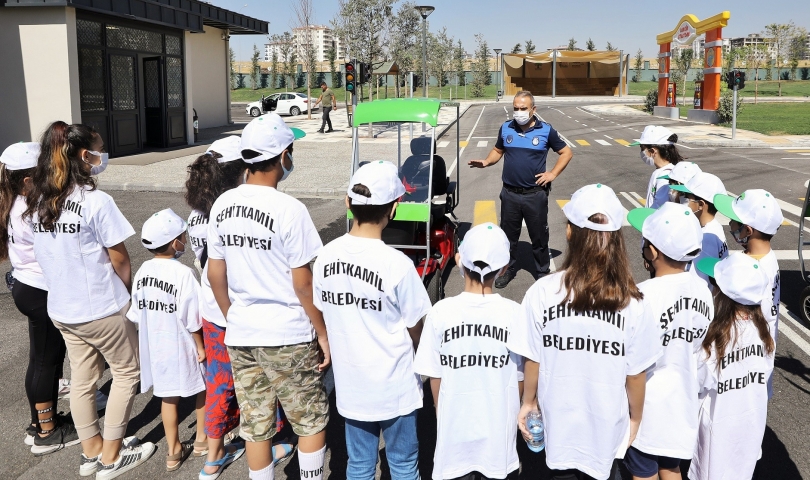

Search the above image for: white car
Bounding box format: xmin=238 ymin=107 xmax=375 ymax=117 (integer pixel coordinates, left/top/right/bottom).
xmin=246 ymin=92 xmax=319 ymax=117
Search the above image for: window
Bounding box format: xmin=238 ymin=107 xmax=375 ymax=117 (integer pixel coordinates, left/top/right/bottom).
xmin=78 ymin=48 xmax=105 ymax=111
xmin=106 ymin=25 xmax=162 ymax=53
xmin=77 ymin=19 xmax=102 ymax=46
xmin=110 ymin=55 xmax=137 ymax=110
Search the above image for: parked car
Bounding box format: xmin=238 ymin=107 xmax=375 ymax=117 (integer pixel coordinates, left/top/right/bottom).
xmin=246 ymin=92 xmax=319 ymax=117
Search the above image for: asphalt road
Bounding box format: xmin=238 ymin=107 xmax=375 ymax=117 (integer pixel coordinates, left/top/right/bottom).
xmin=2 ymin=101 xmax=809 ymax=479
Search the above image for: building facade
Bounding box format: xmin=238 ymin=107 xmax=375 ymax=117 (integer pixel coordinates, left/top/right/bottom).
xmin=265 ymin=25 xmax=344 ymax=64
xmin=0 ymin=0 xmax=267 ymax=157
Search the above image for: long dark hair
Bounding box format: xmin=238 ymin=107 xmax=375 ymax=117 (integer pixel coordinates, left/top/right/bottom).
xmin=560 ymin=213 xmax=643 ymax=313
xmin=702 ymin=290 xmax=774 ymax=371
xmin=25 ymin=122 xmax=98 ymax=229
xmin=0 ymin=165 xmax=35 ymax=260
xmin=184 ymin=152 xmax=245 ymax=217
xmin=655 ymin=134 xmax=684 ymax=165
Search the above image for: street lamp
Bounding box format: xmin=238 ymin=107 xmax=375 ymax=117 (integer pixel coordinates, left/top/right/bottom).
xmin=493 ymin=48 xmax=502 ymax=98
xmin=415 ymin=5 xmax=434 ymax=98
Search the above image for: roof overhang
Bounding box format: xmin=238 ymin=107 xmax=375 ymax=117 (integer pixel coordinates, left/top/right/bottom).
xmin=3 ymin=0 xmax=268 ymax=35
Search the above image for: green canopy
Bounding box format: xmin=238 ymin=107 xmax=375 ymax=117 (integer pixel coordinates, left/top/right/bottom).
xmin=352 ymin=98 xmax=442 ymax=127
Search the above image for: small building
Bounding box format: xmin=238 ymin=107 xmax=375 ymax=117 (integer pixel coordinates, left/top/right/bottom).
xmin=0 ymin=0 xmax=268 ymax=157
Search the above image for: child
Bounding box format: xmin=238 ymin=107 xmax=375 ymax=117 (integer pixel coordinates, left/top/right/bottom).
xmin=127 ymin=208 xmax=206 ymax=472
xmin=713 ymin=189 xmax=782 ymax=397
xmin=413 ymin=222 xmax=522 ymax=480
xmin=670 ymin=172 xmax=729 ymax=286
xmin=689 ymin=253 xmax=774 ymax=480
xmin=660 ymin=161 xmax=700 ymax=204
xmin=207 ymin=114 xmax=329 ymax=480
xmin=630 ymin=126 xmax=684 ymax=209
xmin=312 ymin=160 xmax=431 ymax=479
xmin=624 ymin=203 xmax=713 ymax=480
xmin=509 ymin=184 xmax=661 ymax=480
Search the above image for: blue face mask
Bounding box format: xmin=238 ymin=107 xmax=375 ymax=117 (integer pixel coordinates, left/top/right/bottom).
xmin=731 ymin=224 xmax=750 ymax=246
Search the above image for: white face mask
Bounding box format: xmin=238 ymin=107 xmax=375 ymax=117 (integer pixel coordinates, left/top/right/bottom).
xmin=86 ymin=150 xmax=109 ymax=175
xmin=513 ymin=111 xmax=532 ymax=126
xmin=280 ymin=153 xmax=294 ymax=182
xmin=640 ymin=149 xmax=654 ymax=167
xmin=173 ymin=239 xmax=186 ymax=259
xmin=668 ymin=189 xmax=680 ymax=203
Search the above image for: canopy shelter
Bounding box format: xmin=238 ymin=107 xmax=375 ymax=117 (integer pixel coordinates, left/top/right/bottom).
xmin=503 ymin=50 xmax=629 ymax=96
xmin=364 ymin=61 xmax=400 ymax=99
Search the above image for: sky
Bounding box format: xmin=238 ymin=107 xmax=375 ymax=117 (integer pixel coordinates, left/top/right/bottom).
xmin=219 ymin=0 xmax=810 ymax=61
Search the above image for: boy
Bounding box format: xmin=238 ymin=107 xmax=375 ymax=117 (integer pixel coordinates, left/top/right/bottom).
xmin=127 ymin=208 xmax=206 ymax=472
xmin=207 ymin=114 xmax=329 ymax=480
xmin=670 ymin=172 xmax=729 ymax=286
xmin=659 ymin=161 xmax=700 ymax=203
xmin=625 ymin=203 xmax=714 ymax=480
xmin=312 ymin=161 xmax=431 ymax=480
xmin=713 ymin=189 xmax=783 ymax=397
xmin=413 ymin=222 xmax=522 ymax=480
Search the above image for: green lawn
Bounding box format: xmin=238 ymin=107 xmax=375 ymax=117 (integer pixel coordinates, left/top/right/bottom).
xmin=724 ymin=102 xmax=810 ymax=135
xmin=230 ymin=84 xmax=500 ymax=103
xmin=629 ymin=80 xmax=810 ymax=98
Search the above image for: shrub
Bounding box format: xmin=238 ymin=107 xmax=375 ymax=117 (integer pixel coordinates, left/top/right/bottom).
xmin=801 ymin=68 xmax=809 ymax=81
xmin=643 ymin=89 xmax=658 ymax=113
xmin=780 ymin=71 xmax=790 ymax=81
xmin=717 ymin=88 xmax=744 ymax=123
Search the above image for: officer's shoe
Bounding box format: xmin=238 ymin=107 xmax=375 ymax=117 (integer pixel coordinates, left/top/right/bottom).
xmin=494 ymin=269 xmax=516 ymax=289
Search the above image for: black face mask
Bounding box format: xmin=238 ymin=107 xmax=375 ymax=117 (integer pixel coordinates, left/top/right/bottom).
xmin=642 ymin=242 xmax=656 ymax=279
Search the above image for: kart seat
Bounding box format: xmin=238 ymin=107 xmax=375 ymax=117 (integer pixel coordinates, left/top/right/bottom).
xmin=400 ymin=137 xmax=449 ymax=201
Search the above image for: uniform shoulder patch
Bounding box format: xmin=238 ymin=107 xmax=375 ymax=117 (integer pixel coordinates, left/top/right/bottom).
xmin=506 ymin=134 xmax=513 ymax=144
xmin=532 ymin=137 xmax=540 ymax=146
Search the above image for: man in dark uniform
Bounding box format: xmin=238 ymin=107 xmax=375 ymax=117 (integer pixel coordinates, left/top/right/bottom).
xmin=469 ymin=90 xmax=573 ymax=288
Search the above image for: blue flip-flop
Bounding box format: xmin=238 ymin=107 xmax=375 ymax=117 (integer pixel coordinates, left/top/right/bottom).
xmin=198 ymin=444 xmax=245 ymax=480
xmin=273 ymin=442 xmax=296 ymax=465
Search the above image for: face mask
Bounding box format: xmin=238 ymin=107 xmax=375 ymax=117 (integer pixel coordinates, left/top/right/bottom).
xmin=86 ymin=150 xmax=109 ymax=175
xmin=173 ymin=239 xmax=186 ymax=259
xmin=731 ymin=225 xmax=750 ymax=246
xmin=669 ymin=189 xmax=680 ymax=203
xmin=513 ymin=111 xmax=531 ymax=125
xmin=640 ymin=149 xmax=654 ymax=166
xmin=642 ymin=243 xmax=656 ymax=278
xmin=280 ymin=153 xmax=294 ymax=182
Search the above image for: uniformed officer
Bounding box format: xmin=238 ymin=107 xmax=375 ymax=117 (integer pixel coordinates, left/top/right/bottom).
xmin=469 ymin=90 xmax=573 ymax=288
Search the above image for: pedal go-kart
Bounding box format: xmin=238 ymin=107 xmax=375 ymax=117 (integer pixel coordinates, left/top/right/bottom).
xmin=348 ymin=98 xmax=461 ymax=304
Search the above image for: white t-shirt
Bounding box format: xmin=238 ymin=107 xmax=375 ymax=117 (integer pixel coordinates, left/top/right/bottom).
xmin=755 ymin=250 xmax=779 ymax=398
xmin=186 ymin=210 xmax=229 ymax=328
xmin=187 ymin=209 xmax=208 ymax=262
xmin=312 ymin=234 xmax=431 ymax=421
xmin=646 ymin=164 xmax=673 ymax=209
xmin=689 ymin=319 xmax=773 ymax=480
xmin=414 ymin=293 xmax=522 ymax=480
xmin=127 ymin=258 xmax=205 ymax=398
xmin=508 ymin=271 xmax=661 ymax=480
xmin=32 ymin=186 xmax=135 ymax=324
xmin=693 ymin=218 xmax=729 ymax=286
xmin=207 ymin=184 xmax=322 ymax=346
xmin=8 ymin=196 xmax=47 ymax=291
xmin=632 ymin=272 xmax=714 ymax=459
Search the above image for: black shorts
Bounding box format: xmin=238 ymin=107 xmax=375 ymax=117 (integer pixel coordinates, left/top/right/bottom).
xmin=449 ymin=470 xmax=518 ymax=480
xmin=623 ymin=446 xmax=682 ymax=477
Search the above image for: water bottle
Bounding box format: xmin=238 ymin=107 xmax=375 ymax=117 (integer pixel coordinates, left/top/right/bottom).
xmin=526 ymin=410 xmax=545 ymax=452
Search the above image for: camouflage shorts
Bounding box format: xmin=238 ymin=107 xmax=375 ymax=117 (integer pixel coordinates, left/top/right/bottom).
xmin=228 ymin=341 xmax=329 ymax=441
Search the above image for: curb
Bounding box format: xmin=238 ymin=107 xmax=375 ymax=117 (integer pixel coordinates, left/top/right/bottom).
xmin=580 ymin=105 xmax=649 ymax=117
xmin=681 ymin=139 xmax=798 ymax=148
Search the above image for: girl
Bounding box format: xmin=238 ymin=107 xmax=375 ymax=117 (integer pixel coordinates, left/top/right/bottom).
xmin=25 ymin=122 xmax=155 ymax=478
xmin=690 ymin=254 xmax=774 ymax=480
xmin=633 ymin=125 xmax=684 ymax=209
xmin=185 ymin=136 xmax=293 ymax=480
xmin=509 ymin=184 xmax=661 ymax=480
xmin=1 ymin=142 xmax=75 ymax=455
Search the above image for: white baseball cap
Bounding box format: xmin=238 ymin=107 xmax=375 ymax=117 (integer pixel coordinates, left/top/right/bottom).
xmin=671 ymin=172 xmax=726 ymax=204
xmin=0 ymin=142 xmax=40 ymax=171
xmin=563 ymin=183 xmax=625 ymax=232
xmin=659 ymin=161 xmax=701 ymax=184
xmin=627 ymin=202 xmax=703 ymax=261
xmin=714 ymin=189 xmax=783 ymax=235
xmin=207 ymin=136 xmax=243 ymax=163
xmin=458 ymin=222 xmax=510 ymax=278
xmin=141 ymin=208 xmax=187 ymax=249
xmin=348 ymin=160 xmax=406 ymax=205
xmin=240 ymin=113 xmax=305 ymax=163
xmin=697 ymin=253 xmax=769 ymax=305
xmin=630 ymin=125 xmax=675 ymax=146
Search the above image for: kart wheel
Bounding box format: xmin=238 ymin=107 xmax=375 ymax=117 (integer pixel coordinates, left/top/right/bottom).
xmin=426 ymin=271 xmax=443 ymax=305
xmin=801 ymin=285 xmax=810 ymax=324
xmin=250 ymin=107 xmax=261 ymax=117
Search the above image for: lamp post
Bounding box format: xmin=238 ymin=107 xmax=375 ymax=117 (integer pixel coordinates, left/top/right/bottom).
xmin=415 ymin=6 xmax=434 ymax=98
xmin=494 ymin=48 xmax=502 ymax=99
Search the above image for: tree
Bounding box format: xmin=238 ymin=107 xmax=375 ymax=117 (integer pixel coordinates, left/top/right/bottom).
xmin=789 ymin=28 xmax=808 ymax=80
xmin=268 ymin=35 xmax=280 ymax=89
xmin=250 ymin=44 xmax=261 ymax=90
xmin=606 ymin=42 xmax=616 ymax=51
xmin=511 ymin=43 xmax=522 ymax=54
xmin=427 ymin=27 xmax=454 ymax=91
xmin=672 ymin=49 xmax=694 ymax=106
xmin=745 ymin=44 xmax=767 ymax=103
xmin=332 ymin=0 xmax=394 ymax=68
xmin=586 ymin=38 xmax=596 ymax=51
xmin=471 ymin=33 xmax=490 ymax=97
xmin=454 ymin=39 xmax=466 ymax=87
xmin=279 ymin=31 xmax=296 ymax=91
xmin=567 ymin=37 xmax=577 ymax=51
xmin=765 ymin=22 xmax=796 ymax=96
xmin=524 ymin=39 xmax=536 ymax=54
xmin=327 ymin=41 xmax=340 ymax=89
xmin=765 ymin=58 xmax=773 ymax=80
xmin=293 ymin=0 xmax=317 ymax=118
xmin=633 ymin=49 xmax=643 ymax=82
xmin=229 ymin=47 xmax=237 ymax=89
xmin=388 ymin=1 xmax=420 ymax=97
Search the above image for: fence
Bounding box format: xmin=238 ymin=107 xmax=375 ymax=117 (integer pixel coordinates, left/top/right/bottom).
xmin=232 ymin=70 xmax=498 ymax=90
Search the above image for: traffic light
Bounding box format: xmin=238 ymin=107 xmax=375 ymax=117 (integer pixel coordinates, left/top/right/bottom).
xmin=363 ymin=62 xmax=372 ymax=84
xmin=345 ymin=60 xmax=356 ymax=94
xmin=736 ymin=71 xmax=746 ymax=89
xmin=412 ymin=75 xmax=419 ymax=93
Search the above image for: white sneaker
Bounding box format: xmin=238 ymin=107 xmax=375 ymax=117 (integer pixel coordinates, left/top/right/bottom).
xmin=58 ymin=379 xmax=71 ymax=399
xmin=95 ymin=442 xmax=155 ymax=479
xmin=79 ymin=437 xmax=139 ymax=477
xmin=95 ymin=391 xmax=108 ymax=411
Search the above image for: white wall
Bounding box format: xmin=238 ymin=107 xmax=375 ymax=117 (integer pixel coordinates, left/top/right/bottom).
xmin=0 ymin=7 xmax=81 ymax=147
xmin=185 ymin=25 xmax=229 ymax=139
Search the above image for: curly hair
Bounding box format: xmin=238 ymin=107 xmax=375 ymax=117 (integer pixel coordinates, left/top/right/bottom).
xmin=184 ymin=152 xmax=246 ymax=216
xmin=0 ymin=165 xmax=35 ymax=260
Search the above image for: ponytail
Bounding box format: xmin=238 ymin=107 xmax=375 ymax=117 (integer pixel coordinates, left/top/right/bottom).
xmin=702 ymin=290 xmax=775 ymax=372
xmin=0 ymin=165 xmax=35 ymax=261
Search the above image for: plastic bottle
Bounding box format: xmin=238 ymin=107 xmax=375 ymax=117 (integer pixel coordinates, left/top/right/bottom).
xmin=526 ymin=410 xmax=545 ymax=452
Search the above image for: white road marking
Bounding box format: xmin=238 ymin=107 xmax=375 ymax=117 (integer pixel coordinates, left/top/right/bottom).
xmin=447 ymin=105 xmax=486 ymax=176
xmin=503 ymin=106 xmax=508 ymax=115
xmin=576 ymin=107 xmax=601 ymax=118
xmin=581 ymin=124 xmax=587 ymax=127
xmin=595 ymin=139 xmax=611 ymax=146
xmin=438 ymin=141 xmax=449 ymax=148
xmin=778 ymin=304 xmax=810 ymax=357
xmin=604 ymin=135 xmax=614 ymax=139
xmin=777 ymin=198 xmax=802 ymax=217
xmin=476 ymin=140 xmax=488 ymax=148
xmin=591 ymin=128 xmax=598 ymax=132
xmin=678 ymin=144 xmax=695 ymax=149
xmin=558 ymin=133 xmax=576 ymax=148
xmin=630 ymin=192 xmax=645 ymax=203
xmin=620 ymin=191 xmax=644 ymax=209
xmin=782 ymin=158 xmax=809 ymax=160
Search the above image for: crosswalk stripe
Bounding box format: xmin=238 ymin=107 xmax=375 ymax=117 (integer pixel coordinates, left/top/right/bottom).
xmin=630 ymin=192 xmax=646 ymax=206
xmin=595 ymin=139 xmax=611 ymax=146
xmin=437 ymin=141 xmax=449 ymax=148
xmin=473 ymin=200 xmax=498 ymax=226
xmin=476 ymin=140 xmax=488 ymax=148
xmin=575 ymin=139 xmax=590 ymax=146
xmin=615 ymin=139 xmax=631 ymax=146
xmin=620 ymin=192 xmax=643 ymax=209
